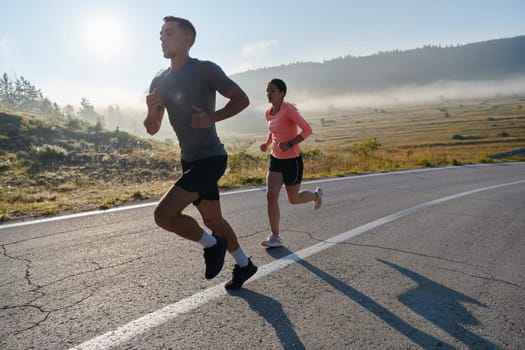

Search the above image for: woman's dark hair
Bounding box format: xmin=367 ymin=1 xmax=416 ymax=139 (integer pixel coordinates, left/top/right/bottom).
xmin=269 ymin=78 xmax=287 ymax=96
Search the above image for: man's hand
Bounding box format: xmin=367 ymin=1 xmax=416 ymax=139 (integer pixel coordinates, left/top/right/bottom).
xmin=191 ymin=105 xmax=214 ymax=128
xmin=144 ymin=88 xmax=164 ymax=135
xmin=146 ymin=88 xmax=162 ymax=112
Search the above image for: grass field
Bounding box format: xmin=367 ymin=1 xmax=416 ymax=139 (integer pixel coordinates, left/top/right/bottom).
xmin=305 ymin=96 xmax=525 ymax=152
xmin=1 ymin=96 xmax=524 ymax=222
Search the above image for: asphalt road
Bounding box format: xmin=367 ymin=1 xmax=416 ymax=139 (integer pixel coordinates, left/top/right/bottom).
xmin=1 ymin=163 xmax=524 ymax=350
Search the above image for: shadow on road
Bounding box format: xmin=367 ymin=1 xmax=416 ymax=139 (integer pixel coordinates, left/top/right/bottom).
xmin=257 ymin=247 xmax=494 ymax=349
xmin=378 ymin=259 xmax=495 ymax=349
xmin=227 ymin=289 xmax=306 ymax=349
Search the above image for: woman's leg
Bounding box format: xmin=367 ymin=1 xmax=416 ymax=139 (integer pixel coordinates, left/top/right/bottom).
xmin=266 ymin=171 xmax=284 ymax=235
xmin=285 ymin=184 xmax=317 ymax=204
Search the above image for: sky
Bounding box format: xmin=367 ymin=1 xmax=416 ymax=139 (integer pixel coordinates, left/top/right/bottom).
xmin=1 ymin=0 xmax=524 ymax=108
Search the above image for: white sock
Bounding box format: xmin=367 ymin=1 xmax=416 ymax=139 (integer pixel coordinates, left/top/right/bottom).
xmin=198 ymin=230 xmax=217 ymax=248
xmin=230 ymin=247 xmax=249 ymax=267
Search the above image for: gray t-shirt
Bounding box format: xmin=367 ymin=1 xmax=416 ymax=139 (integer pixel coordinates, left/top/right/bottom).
xmin=150 ymin=58 xmax=232 ymax=161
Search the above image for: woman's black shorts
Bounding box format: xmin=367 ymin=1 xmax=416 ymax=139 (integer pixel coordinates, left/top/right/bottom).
xmin=269 ymin=155 xmax=303 ymax=186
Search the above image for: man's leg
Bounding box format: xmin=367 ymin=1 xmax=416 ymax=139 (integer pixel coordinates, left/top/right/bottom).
xmin=154 ymin=184 xmax=227 ymax=279
xmin=197 ymin=199 xmax=257 ymax=290
xmin=197 ymin=199 xmax=240 ymax=252
xmin=154 ymin=184 xmax=202 ymax=241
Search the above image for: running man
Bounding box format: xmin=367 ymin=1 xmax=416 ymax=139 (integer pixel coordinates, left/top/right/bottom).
xmin=144 ymin=16 xmax=257 ymax=289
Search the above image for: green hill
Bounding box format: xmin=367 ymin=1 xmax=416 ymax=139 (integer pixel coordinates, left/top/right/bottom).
xmin=233 ymin=35 xmax=525 ymax=104
xmin=0 ymin=110 xmax=180 ymax=220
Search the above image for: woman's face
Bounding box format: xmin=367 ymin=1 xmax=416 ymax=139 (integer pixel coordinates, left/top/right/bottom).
xmin=266 ymin=83 xmax=284 ymax=104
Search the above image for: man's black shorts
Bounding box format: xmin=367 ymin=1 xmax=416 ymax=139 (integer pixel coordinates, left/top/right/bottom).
xmin=176 ymin=155 xmax=227 ymax=205
xmin=269 ymin=155 xmax=303 ymax=186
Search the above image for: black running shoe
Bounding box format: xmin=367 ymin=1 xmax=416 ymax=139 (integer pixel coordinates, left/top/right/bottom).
xmin=203 ymin=235 xmax=227 ymax=279
xmin=225 ymin=258 xmax=258 ymax=290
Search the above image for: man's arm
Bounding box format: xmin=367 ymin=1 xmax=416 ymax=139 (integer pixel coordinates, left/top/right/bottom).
xmin=212 ymin=83 xmax=249 ymax=122
xmin=144 ymin=88 xmax=164 ymax=135
xmin=191 ymin=83 xmax=249 ymax=128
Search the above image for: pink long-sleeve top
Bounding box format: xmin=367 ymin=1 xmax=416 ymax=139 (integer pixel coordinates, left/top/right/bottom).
xmin=265 ymin=101 xmax=313 ymax=159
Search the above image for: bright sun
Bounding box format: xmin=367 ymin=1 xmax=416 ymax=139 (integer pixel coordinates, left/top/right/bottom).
xmin=83 ymin=14 xmax=126 ymax=62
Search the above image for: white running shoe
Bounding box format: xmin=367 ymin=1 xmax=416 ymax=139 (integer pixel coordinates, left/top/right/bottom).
xmin=314 ymin=187 xmax=323 ymax=209
xmin=261 ymin=234 xmax=283 ymax=248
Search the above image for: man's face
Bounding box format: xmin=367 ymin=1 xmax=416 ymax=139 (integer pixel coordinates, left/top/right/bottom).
xmin=160 ymin=21 xmax=190 ymax=58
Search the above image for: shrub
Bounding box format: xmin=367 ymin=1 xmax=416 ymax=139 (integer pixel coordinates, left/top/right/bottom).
xmin=351 ymin=138 xmax=381 ymax=157
xmin=239 ymin=175 xmax=265 ymax=186
xmin=132 ymin=190 xmax=143 ymax=200
xmin=417 ymin=158 xmax=432 ymax=167
xmin=0 ymin=160 xmax=10 ymax=171
xmin=99 ymin=197 xmax=118 ymax=209
xmin=65 ymin=117 xmax=85 ymax=130
xmin=302 ymin=148 xmax=322 ymax=160
xmin=33 ymin=144 xmax=68 ymax=161
xmin=0 ymin=213 xmax=12 ymax=222
xmin=228 ymin=150 xmax=263 ymax=172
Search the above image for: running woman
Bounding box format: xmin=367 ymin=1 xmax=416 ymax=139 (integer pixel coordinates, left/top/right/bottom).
xmin=260 ymin=78 xmax=323 ymax=248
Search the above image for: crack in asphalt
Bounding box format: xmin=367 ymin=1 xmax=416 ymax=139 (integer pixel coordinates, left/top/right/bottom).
xmin=329 ymin=240 xmax=523 ymax=289
xmin=277 ymin=230 xmax=523 ymax=290
xmin=1 ymin=226 xmax=153 ymax=257
xmin=1 ymin=241 xmax=148 ymax=339
xmin=0 ymin=221 xmax=123 ymax=246
xmin=1 ymin=243 xmax=38 ymax=291
xmin=2 ymin=242 xmax=96 ymax=337
xmin=433 ymin=265 xmax=523 ymax=290
xmin=1 ymin=293 xmax=94 ymax=336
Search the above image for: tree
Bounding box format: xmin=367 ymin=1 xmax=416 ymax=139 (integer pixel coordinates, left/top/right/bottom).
xmin=0 ymin=73 xmax=14 ymax=108
xmin=63 ymin=105 xmax=75 ymax=117
xmin=79 ymin=97 xmax=106 ymax=127
xmin=105 ymin=104 xmax=122 ymax=129
xmin=79 ymin=98 xmax=97 ymax=121
xmin=0 ymin=72 xmax=63 ymax=118
xmin=14 ymin=76 xmax=42 ymax=111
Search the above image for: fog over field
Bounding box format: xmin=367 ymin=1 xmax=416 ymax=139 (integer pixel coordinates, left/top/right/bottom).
xmin=291 ymin=76 xmax=525 ymax=112
xmin=104 ymin=75 xmax=525 ymax=141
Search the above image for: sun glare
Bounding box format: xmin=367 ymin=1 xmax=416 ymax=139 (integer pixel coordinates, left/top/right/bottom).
xmin=83 ymin=14 xmax=126 ymax=62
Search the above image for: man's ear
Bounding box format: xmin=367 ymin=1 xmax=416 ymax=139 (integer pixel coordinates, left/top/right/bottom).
xmin=184 ymin=34 xmax=193 ymax=47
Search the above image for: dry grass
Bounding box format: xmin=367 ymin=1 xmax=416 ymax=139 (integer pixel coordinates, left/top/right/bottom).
xmin=300 ymin=96 xmax=525 ymax=165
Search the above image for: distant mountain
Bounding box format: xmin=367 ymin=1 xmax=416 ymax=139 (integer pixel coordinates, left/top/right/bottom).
xmin=231 ymin=35 xmax=525 ymax=105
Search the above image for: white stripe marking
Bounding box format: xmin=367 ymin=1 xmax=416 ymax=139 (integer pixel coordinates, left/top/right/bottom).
xmin=0 ymin=166 xmax=460 ymax=230
xmin=70 ymin=178 xmax=525 ymax=350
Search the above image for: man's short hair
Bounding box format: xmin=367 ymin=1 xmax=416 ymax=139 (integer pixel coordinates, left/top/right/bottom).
xmin=163 ymin=16 xmax=196 ymax=46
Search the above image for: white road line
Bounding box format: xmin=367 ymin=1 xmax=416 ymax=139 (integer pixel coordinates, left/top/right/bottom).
xmin=70 ymin=178 xmax=525 ymax=350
